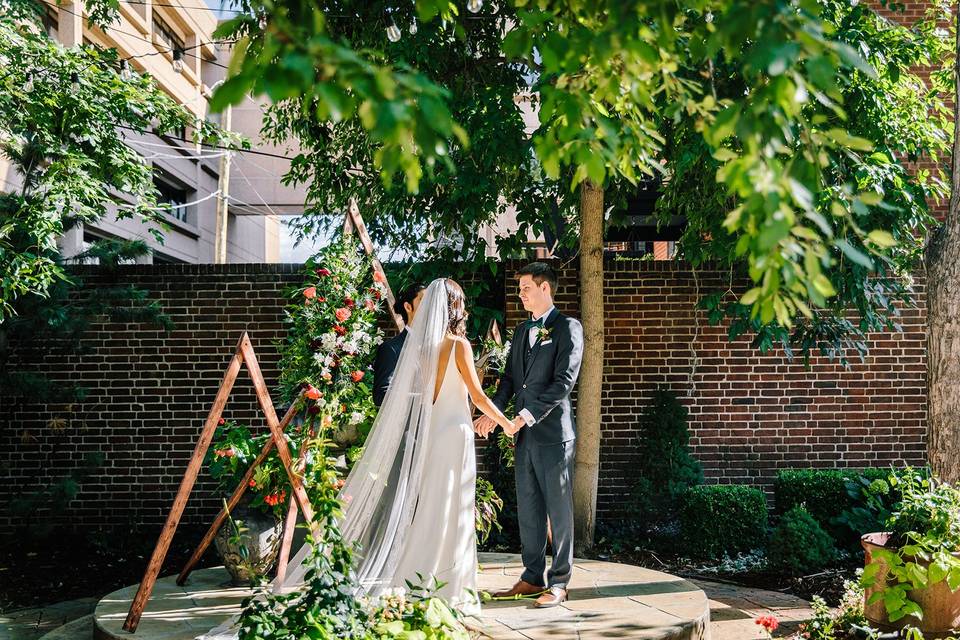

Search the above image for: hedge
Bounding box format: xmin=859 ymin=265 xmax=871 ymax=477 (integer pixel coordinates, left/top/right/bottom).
xmin=679 ymin=484 xmax=767 ymax=560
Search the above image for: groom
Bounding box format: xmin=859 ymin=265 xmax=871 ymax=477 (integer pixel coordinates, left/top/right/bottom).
xmin=475 ymin=262 xmax=584 ymax=608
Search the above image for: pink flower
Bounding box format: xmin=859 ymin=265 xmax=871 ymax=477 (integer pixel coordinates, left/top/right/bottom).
xmin=303 ymin=286 xmax=317 ymax=299
xmin=304 ymin=385 xmax=321 ymax=400
xmin=217 ymin=417 xmax=225 ymax=426
xmin=373 ymin=271 xmax=386 ymax=283
xmin=351 ymin=370 xmax=365 ymax=383
xmin=335 ymin=307 xmax=351 ymax=322
xmin=365 ymin=298 xmax=376 ymax=312
xmin=755 ymin=615 xmax=779 ymax=634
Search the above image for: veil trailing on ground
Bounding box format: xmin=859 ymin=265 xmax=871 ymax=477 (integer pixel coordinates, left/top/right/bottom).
xmin=278 ymin=277 xmax=449 ymax=593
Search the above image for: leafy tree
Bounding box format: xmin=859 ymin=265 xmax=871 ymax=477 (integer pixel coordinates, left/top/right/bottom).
xmin=186 ymin=0 xmax=953 ymax=547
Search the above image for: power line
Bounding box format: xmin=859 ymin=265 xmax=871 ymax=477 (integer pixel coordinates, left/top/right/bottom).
xmin=117 ymin=126 xmax=296 ymax=161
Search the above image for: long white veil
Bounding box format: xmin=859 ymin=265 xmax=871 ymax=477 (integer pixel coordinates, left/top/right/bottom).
xmin=278 ymin=277 xmax=449 ymax=592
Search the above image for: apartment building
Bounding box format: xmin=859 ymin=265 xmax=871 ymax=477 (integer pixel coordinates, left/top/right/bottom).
xmin=0 ymin=1 xmax=299 ymax=263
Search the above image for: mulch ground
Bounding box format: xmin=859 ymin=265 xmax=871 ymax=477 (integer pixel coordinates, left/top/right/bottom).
xmin=0 ymin=528 xmax=218 ymax=612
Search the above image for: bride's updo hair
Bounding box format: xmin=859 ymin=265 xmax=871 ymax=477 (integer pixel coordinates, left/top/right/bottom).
xmin=444 ymin=279 xmax=468 ymax=337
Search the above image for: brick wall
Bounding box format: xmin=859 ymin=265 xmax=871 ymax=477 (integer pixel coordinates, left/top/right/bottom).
xmin=495 ymin=259 xmax=927 ymax=522
xmin=0 ymin=260 xmax=928 ymax=534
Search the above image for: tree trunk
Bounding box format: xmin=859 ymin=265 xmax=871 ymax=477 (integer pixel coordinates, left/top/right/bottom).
xmin=573 ymin=179 xmax=604 ymax=553
xmin=927 ymin=8 xmax=960 ymax=482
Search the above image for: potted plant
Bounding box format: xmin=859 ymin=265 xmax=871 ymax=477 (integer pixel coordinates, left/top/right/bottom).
xmin=206 ymin=419 xmax=296 ymax=585
xmin=861 ymin=469 xmax=960 ymax=637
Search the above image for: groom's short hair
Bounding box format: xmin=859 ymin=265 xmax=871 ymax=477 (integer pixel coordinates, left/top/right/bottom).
xmin=394 ymin=283 xmax=427 ymax=323
xmin=517 ymin=262 xmax=558 ymax=295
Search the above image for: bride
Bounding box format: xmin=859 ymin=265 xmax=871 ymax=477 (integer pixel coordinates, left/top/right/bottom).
xmin=275 ymin=277 xmax=514 ymax=615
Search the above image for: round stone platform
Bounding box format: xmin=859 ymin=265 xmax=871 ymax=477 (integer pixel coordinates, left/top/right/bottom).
xmin=94 ymin=553 xmax=710 ymax=640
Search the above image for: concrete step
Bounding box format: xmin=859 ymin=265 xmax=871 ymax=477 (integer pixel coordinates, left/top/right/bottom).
xmin=37 ymin=614 xmax=93 ymax=640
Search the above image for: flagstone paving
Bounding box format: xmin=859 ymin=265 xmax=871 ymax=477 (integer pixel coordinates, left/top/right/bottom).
xmin=1 ymin=555 xmax=815 ymax=640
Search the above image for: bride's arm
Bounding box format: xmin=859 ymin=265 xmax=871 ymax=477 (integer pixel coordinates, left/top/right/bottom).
xmin=453 ymin=338 xmax=513 ymax=431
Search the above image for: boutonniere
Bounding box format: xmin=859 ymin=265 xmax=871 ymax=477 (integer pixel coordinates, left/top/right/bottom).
xmin=536 ymin=325 xmax=552 ymax=342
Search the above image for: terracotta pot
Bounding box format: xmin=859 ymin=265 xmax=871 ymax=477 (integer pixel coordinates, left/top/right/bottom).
xmin=214 ymin=495 xmax=283 ymax=586
xmin=862 ymin=532 xmax=960 ymax=638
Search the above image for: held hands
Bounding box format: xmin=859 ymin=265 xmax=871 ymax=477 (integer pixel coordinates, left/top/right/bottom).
xmin=473 ymin=414 xmax=526 ymax=438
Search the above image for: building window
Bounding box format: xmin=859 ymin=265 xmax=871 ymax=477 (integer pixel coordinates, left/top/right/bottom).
xmin=154 ymin=15 xmax=185 ymax=66
xmin=154 ymin=174 xmax=191 ymax=223
xmin=152 ymin=251 xmax=186 ymax=264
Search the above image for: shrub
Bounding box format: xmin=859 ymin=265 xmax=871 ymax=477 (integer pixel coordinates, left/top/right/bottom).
xmin=767 ymin=506 xmax=836 ymax=575
xmin=629 ymin=389 xmax=703 ymax=525
xmin=679 ymin=485 xmax=767 ymax=560
xmin=774 ymin=468 xmax=896 ymax=545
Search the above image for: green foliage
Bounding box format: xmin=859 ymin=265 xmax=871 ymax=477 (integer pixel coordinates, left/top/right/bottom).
xmin=475 ymin=477 xmax=504 ymax=546
xmin=205 ymin=420 xmax=299 ymax=520
xmin=679 ymin=484 xmax=768 ymax=560
xmin=683 ymin=1 xmax=952 ymax=363
xmin=798 ymin=574 xmax=870 ymax=640
xmin=774 ymin=467 xmax=896 ymax=545
xmin=0 ymin=9 xmax=233 ymax=318
xmin=630 ymin=389 xmax=703 ymax=524
xmin=369 ymin=583 xmax=470 ymax=640
xmin=862 ymin=471 xmax=960 ymax=625
xmin=767 ymin=506 xmax=836 ymax=575
xmin=212 ymin=0 xmax=471 ymax=194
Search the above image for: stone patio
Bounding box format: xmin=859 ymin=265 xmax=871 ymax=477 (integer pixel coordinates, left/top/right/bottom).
xmin=0 ymin=556 xmax=817 ymax=640
xmin=91 ymin=553 xmax=711 ymax=640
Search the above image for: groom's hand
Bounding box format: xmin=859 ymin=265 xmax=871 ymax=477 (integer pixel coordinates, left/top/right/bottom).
xmin=504 ymin=415 xmax=526 ymax=436
xmin=473 ymin=415 xmax=496 ymax=438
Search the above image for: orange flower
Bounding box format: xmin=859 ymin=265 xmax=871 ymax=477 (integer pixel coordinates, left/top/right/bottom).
xmin=305 ymin=385 xmax=321 ymax=400
xmin=351 ymin=370 xmax=365 ymax=383
xmin=755 ymin=616 xmax=779 ymax=633
xmin=334 ymin=325 xmax=347 ymax=336
xmin=335 ymin=307 xmax=351 ymax=322
xmin=249 ymin=479 xmax=257 ymax=488
xmin=373 ymin=271 xmax=386 ymax=283
xmin=303 ymin=286 xmax=317 ymax=299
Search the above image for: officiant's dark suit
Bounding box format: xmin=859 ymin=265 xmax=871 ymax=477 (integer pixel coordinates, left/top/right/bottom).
xmin=372 ymin=284 xmax=426 ymax=407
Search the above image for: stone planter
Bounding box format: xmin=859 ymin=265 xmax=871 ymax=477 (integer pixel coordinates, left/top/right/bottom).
xmin=214 ymin=495 xmax=283 ymax=586
xmin=862 ymin=532 xmax=960 ymax=638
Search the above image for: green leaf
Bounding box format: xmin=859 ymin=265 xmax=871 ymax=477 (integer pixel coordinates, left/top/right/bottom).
xmin=210 ymin=75 xmax=253 ymax=112
xmin=835 ymin=239 xmax=874 ymax=270
xmin=866 ymin=230 xmax=896 ymax=248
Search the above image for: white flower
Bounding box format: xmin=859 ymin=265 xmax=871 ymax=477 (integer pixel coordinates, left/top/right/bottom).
xmin=324 ymin=354 xmax=336 ymax=367
xmin=313 ymin=352 xmax=326 ymax=366
xmin=321 ymin=333 xmax=338 ymax=351
xmin=320 ymin=367 xmax=331 ymax=378
xmin=350 ymin=411 xmax=364 ymax=425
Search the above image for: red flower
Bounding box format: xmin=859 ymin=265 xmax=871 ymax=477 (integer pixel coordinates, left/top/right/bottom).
xmin=305 ymin=385 xmax=321 ymax=400
xmin=339 ymin=404 xmax=346 ymax=413
xmin=249 ymin=479 xmax=256 ymax=488
xmin=351 ymin=370 xmax=365 ymax=383
xmin=334 ymin=325 xmax=347 ymax=336
xmin=215 ymin=448 xmax=235 ymax=458
xmin=373 ymin=271 xmax=386 ymax=283
xmin=308 ymin=404 xmax=321 ymax=415
xmin=303 ymin=286 xmax=317 ymax=299
xmin=344 ymin=297 xmax=355 ymax=308
xmin=317 ymin=296 xmax=326 ymax=302
xmin=335 ymin=307 xmax=351 ymax=322
xmin=368 ymin=287 xmax=382 ymax=299
xmin=217 ymin=417 xmax=225 ymax=426
xmin=755 ymin=616 xmax=779 ymax=633
xmin=316 ymin=268 xmax=331 ymax=277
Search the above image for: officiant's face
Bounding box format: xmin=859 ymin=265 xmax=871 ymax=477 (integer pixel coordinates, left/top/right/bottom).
xmin=518 ymin=275 xmax=552 ymax=315
xmin=405 ymin=289 xmax=426 ymax=326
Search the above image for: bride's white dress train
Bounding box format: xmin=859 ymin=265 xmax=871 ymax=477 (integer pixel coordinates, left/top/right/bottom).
xmin=389 ymin=350 xmax=480 ymax=614
xmin=197 ymin=279 xmax=479 ymax=640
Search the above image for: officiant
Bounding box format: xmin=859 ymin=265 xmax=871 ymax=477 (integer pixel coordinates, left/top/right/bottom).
xmin=373 ymin=283 xmax=426 ymax=406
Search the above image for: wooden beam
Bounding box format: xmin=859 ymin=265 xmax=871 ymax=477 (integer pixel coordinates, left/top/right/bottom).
xmin=123 ymin=335 xmax=245 ymax=632
xmin=239 ymin=336 xmax=318 ymax=531
xmin=175 ymin=397 xmax=303 ymax=586
xmin=344 ymin=198 xmax=403 ymax=332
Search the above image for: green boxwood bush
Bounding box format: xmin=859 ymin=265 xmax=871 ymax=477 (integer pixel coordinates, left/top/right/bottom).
xmin=773 ymin=468 xmax=892 ymax=543
xmin=767 ymin=505 xmax=836 ymax=575
xmin=679 ymin=485 xmax=768 ymax=560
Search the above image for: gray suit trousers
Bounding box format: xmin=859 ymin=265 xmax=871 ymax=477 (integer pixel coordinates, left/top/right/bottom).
xmin=515 ymin=434 xmax=576 ymax=590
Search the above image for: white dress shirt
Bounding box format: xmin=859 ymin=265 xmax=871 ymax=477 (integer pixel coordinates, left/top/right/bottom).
xmin=519 ymin=306 xmax=555 ymax=426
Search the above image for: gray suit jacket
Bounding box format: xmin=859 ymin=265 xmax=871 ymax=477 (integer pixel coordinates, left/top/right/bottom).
xmin=492 ymin=308 xmax=584 ymax=445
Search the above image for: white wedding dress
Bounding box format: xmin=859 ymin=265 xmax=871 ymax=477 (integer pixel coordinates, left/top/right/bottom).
xmin=388 ymin=347 xmax=480 ymax=613
xmin=198 ymin=279 xmax=479 ymax=640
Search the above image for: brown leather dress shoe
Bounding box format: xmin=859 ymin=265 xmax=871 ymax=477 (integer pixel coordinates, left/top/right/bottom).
xmin=534 ymin=586 xmax=568 ymax=608
xmin=491 ymin=579 xmax=546 ymax=598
